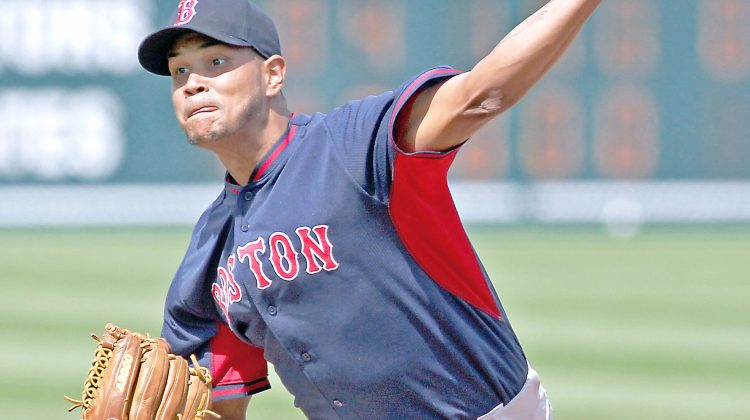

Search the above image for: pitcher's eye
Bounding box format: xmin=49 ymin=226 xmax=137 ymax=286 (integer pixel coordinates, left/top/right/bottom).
xmin=173 ymin=66 xmax=189 ymax=76
xmin=212 ymin=58 xmax=226 ymax=66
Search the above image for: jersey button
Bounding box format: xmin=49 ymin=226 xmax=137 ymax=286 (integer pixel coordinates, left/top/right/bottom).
xmin=301 ymin=352 xmax=312 ymax=362
xmin=240 ymin=224 xmax=249 ymax=232
xmin=333 ymin=399 xmax=344 ymax=408
xmin=244 ymin=192 xmax=253 ymax=201
xmin=267 ymin=305 xmax=278 ymax=316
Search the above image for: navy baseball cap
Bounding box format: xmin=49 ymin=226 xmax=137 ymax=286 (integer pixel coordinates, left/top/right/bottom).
xmin=138 ymin=0 xmax=281 ymax=76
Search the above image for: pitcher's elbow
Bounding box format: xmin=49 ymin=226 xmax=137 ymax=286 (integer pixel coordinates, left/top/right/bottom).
xmin=465 ymin=89 xmax=506 ymax=118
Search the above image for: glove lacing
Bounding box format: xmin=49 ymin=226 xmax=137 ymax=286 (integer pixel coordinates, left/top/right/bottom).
xmin=64 ymin=333 xmax=110 ymax=412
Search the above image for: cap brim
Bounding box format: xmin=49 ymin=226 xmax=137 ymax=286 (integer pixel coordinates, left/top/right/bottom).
xmin=137 ymin=27 xmax=253 ymax=76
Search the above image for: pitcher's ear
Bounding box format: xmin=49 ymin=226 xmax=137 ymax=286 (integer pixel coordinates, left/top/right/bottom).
xmin=264 ymin=55 xmax=287 ymax=96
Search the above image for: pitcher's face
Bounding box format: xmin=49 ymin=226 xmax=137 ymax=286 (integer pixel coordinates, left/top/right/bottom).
xmin=168 ymin=33 xmax=266 ymax=146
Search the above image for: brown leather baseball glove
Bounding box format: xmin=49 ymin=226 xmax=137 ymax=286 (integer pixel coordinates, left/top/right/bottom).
xmin=65 ymin=323 xmax=219 ymax=419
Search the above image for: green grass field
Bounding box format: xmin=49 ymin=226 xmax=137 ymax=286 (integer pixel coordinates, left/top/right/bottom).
xmin=1 ymin=226 xmax=748 ymax=419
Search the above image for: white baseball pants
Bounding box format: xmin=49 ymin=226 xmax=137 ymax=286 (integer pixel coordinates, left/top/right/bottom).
xmin=478 ymin=365 xmax=552 ymax=420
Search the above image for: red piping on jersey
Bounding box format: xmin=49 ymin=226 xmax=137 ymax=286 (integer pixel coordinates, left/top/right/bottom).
xmin=387 ymin=68 xmax=501 ymax=319
xmin=252 ymin=122 xmax=298 ymax=182
xmin=212 ymin=377 xmax=271 ymax=398
xmin=225 ymin=174 xmax=242 ymax=194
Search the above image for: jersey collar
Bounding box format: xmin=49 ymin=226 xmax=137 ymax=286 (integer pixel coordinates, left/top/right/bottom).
xmin=224 ymin=114 xmax=300 ymax=194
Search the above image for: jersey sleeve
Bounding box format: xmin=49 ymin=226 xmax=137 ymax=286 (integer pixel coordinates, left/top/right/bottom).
xmin=161 ymin=198 xmax=271 ymax=401
xmin=323 ymin=66 xmax=504 ymax=318
xmin=162 ymin=298 xmax=271 ymax=401
xmin=322 ymin=66 xmax=463 ymax=202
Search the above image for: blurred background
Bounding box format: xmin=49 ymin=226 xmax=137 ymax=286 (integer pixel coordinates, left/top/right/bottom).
xmin=0 ymin=0 xmax=748 ymax=419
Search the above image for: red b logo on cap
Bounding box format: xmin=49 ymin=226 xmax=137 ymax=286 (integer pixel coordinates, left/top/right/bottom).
xmin=174 ymin=0 xmax=199 ymax=26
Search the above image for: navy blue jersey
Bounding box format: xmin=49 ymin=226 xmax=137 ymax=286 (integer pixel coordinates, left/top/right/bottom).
xmin=162 ymin=66 xmax=528 ymax=419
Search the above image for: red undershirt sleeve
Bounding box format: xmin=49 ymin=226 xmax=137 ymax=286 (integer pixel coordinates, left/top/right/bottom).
xmin=208 ymin=323 xmax=271 ymax=401
xmin=386 ymin=67 xmax=503 ymax=319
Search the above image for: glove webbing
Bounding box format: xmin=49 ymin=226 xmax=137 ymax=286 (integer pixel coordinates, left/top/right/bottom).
xmin=64 ymin=333 xmax=113 ymax=412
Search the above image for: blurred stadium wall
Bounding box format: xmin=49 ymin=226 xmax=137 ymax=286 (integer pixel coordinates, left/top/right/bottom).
xmin=1 ymin=0 xmax=749 ymax=228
